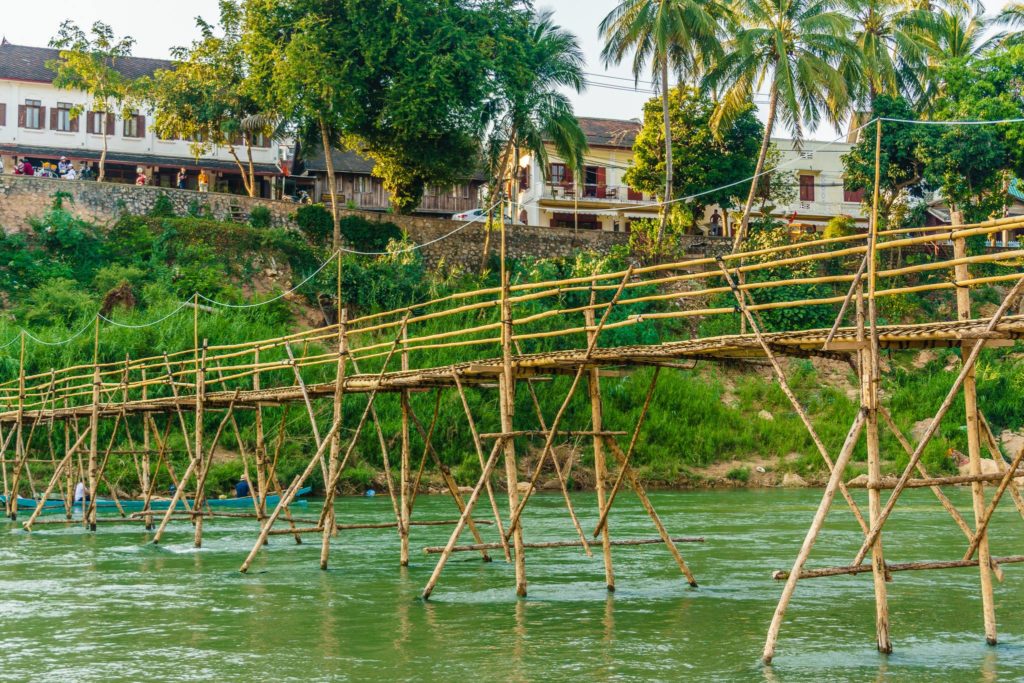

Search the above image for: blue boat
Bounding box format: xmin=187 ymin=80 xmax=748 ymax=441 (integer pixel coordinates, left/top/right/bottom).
xmin=0 ymin=487 xmax=312 ymax=515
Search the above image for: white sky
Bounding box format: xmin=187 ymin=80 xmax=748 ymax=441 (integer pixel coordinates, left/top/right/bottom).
xmin=2 ymin=0 xmax=1013 ymax=139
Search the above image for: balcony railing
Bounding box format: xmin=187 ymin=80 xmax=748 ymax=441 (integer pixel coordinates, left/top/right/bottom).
xmin=544 ymin=183 xmax=649 ymax=203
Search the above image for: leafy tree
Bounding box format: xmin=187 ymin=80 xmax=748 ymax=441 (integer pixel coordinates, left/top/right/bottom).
xmin=624 ymin=85 xmax=762 ymax=231
xmin=47 ymin=21 xmax=138 ymax=182
xmin=842 ymin=95 xmax=928 ymax=228
xmin=147 ymin=1 xmax=277 ymax=197
xmin=751 ymin=144 xmax=796 ymax=216
xmin=703 ymin=0 xmax=857 ymax=247
xmin=918 ymin=48 xmax=1024 ymax=223
xmin=600 ymin=0 xmax=727 ymax=244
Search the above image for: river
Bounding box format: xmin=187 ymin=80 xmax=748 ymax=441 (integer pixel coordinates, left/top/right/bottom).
xmin=1 ymin=489 xmax=1022 ymax=682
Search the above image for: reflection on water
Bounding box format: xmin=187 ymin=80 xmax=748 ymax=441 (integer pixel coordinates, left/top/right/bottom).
xmin=1 ymin=489 xmax=1023 ymax=682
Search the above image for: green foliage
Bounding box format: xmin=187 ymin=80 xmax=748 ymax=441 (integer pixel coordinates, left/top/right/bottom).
xmin=628 ymin=216 xmax=686 ymax=263
xmin=339 ymin=216 xmax=403 ymax=253
xmin=249 ymin=205 xmax=272 ymax=228
xmin=725 ymin=466 xmax=751 ymax=482
xmin=626 ymin=85 xmax=763 ymax=221
xmin=149 ymin=193 xmax=177 ymax=218
xmin=822 ymin=215 xmax=858 ymax=239
xmin=293 ymin=204 xmax=333 ymax=244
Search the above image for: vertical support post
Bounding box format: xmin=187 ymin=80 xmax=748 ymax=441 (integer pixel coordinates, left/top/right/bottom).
xmin=7 ymin=332 xmax=25 ymax=519
xmin=865 ymin=118 xmax=892 ymax=654
xmin=321 ymin=306 xmax=347 ymax=570
xmin=399 ymin=325 xmax=411 ymax=567
xmin=253 ymin=348 xmax=268 ymax=520
xmin=141 ymin=368 xmax=153 ymax=530
xmin=87 ymin=318 xmax=100 ymax=531
xmin=500 ymin=195 xmax=527 ymax=597
xmin=585 ymin=302 xmax=614 ymax=591
xmin=192 ymin=340 xmax=207 ymax=548
xmin=954 ymin=223 xmax=998 ymax=645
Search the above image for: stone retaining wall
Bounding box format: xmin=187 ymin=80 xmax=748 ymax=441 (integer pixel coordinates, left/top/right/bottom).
xmin=0 ymin=175 xmax=648 ymax=269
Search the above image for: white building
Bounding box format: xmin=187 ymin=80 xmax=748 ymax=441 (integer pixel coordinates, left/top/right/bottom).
xmin=0 ymin=40 xmax=286 ymax=196
xmin=511 ymin=117 xmax=869 ymax=235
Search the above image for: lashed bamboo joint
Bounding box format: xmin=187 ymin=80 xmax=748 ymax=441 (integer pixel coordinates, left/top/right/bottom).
xmin=0 ymin=194 xmax=1022 ymax=663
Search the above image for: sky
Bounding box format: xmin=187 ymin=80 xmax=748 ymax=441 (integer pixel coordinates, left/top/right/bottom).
xmin=2 ymin=0 xmax=1014 ymax=139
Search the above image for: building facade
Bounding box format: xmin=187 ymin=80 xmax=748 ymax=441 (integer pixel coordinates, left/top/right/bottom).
xmin=303 ymin=147 xmax=485 ymax=217
xmin=512 ymin=117 xmax=870 ymax=234
xmin=0 ymin=41 xmax=285 ymax=196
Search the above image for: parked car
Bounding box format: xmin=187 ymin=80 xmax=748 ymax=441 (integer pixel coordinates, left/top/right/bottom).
xmin=452 ymin=208 xmax=513 ymax=223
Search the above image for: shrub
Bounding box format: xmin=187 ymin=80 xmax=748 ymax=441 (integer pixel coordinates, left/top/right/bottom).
xmin=294 ymin=204 xmax=333 ymax=244
xmin=823 ymin=214 xmax=857 ymax=239
xmin=148 ymin=193 xmax=177 ymax=218
xmin=339 ymin=215 xmax=403 ymax=253
xmin=725 ymin=466 xmax=751 ymax=482
xmin=249 ymin=205 xmax=272 ymax=228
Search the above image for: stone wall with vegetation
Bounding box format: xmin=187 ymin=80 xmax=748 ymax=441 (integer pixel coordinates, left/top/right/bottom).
xmin=0 ymin=176 xmax=635 ymax=269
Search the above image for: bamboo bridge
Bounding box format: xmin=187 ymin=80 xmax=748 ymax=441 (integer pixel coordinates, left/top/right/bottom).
xmin=1 ymin=209 xmax=1024 ymax=664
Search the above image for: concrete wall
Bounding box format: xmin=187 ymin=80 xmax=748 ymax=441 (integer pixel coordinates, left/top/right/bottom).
xmin=0 ymin=175 xmax=643 ymax=270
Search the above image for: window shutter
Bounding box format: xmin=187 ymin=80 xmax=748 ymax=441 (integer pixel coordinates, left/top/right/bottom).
xmin=106 ymin=113 xmax=115 ymax=136
xmin=596 ymin=167 xmax=607 ymax=198
xmin=0 ymin=103 xmax=6 ymax=126
xmin=627 ymin=187 xmax=642 ymax=201
xmin=38 ymin=107 xmax=46 ymax=129
xmin=519 ymin=165 xmax=530 ymax=190
xmin=50 ymin=108 xmax=58 ymax=130
xmin=564 ymin=166 xmax=573 ymax=184
xmin=18 ymin=105 xmax=25 ymax=128
xmin=86 ymin=112 xmax=94 ymax=135
xmin=137 ymin=115 xmax=146 ymax=138
xmin=70 ymin=114 xmax=80 ymax=133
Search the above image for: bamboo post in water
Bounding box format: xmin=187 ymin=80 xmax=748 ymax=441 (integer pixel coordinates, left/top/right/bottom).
xmin=585 ymin=297 xmax=614 ymax=591
xmin=193 ymin=341 xmax=208 ymax=548
xmin=864 ymin=118 xmax=892 ymax=654
xmin=500 ymin=195 xmax=527 ymax=595
xmin=253 ymin=348 xmax=268 ymax=520
xmin=141 ymin=368 xmax=154 ymax=530
xmin=7 ymin=332 xmax=26 ymax=519
xmin=400 ymin=324 xmax=412 ymax=567
xmin=321 ymin=308 xmax=347 ymax=570
xmin=953 ymin=223 xmax=998 ymax=646
xmin=86 ymin=318 xmax=101 ymax=531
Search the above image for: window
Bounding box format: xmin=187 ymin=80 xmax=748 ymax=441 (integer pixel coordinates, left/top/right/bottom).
xmin=518 ymin=164 xmax=530 ymax=190
xmin=799 ymin=174 xmax=815 ymax=202
xmin=550 ymin=212 xmax=600 ymax=230
xmin=87 ymin=111 xmax=114 ymax=136
xmin=357 ymin=176 xmax=368 ymax=194
xmin=123 ymin=112 xmax=145 ymax=138
xmin=20 ymin=100 xmax=44 ymax=130
xmin=549 ymin=163 xmax=568 ymax=185
xmin=844 ymin=186 xmax=866 ymax=203
xmin=584 ymin=166 xmax=607 ymax=198
xmin=53 ymin=103 xmax=76 ymax=132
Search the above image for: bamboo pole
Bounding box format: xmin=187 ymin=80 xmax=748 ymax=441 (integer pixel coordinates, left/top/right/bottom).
xmin=586 ymin=294 xmax=614 ymax=591
xmin=400 ymin=325 xmax=412 ymax=567
xmin=963 ymin=441 xmax=1024 ymax=560
xmin=452 ymin=372 xmax=511 ymax=562
xmin=86 ymin=319 xmax=101 ymax=531
xmin=22 ymin=426 xmax=92 ymax=530
xmin=423 ymin=536 xmax=705 ymax=554
xmin=774 ymin=555 xmax=1024 ymax=580
xmin=762 ymin=410 xmax=866 ymax=665
xmin=7 ymin=332 xmax=25 ymax=519
xmin=321 ymin=309 xmax=347 ymax=570
xmin=192 ymin=341 xmax=208 ymax=548
xmin=978 ymin=412 xmax=1024 ymax=521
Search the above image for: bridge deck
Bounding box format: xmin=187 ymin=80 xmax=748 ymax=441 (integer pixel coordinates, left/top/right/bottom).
xmin=11 ymin=315 xmax=1021 ymax=423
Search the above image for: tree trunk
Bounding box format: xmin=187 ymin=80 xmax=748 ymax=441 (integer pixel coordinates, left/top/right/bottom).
xmin=481 ymin=139 xmax=515 ymax=273
xmin=227 ymin=145 xmax=253 ymax=197
xmin=320 ymin=120 xmax=341 ymax=251
xmin=657 ymin=59 xmax=673 ymax=248
xmin=245 ymin=136 xmax=257 ymax=198
xmin=736 ymin=80 xmax=779 ymax=250
xmin=99 ymin=130 xmax=108 ymax=183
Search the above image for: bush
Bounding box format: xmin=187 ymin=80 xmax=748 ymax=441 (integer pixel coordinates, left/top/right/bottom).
xmin=823 ymin=214 xmax=857 ymax=239
xmin=725 ymin=466 xmax=751 ymax=482
xmin=148 ymin=193 xmax=177 ymax=218
xmin=294 ymin=204 xmax=333 ymax=244
xmin=339 ymin=215 xmax=403 ymax=253
xmin=249 ymin=205 xmax=272 ymax=228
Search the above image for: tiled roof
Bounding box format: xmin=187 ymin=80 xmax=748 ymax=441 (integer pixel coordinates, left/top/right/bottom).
xmin=303 ymin=145 xmax=486 ymax=181
xmin=0 ymin=41 xmax=172 ymax=83
xmin=1010 ymin=177 xmax=1024 ymax=203
xmin=577 ymin=117 xmax=641 ymax=148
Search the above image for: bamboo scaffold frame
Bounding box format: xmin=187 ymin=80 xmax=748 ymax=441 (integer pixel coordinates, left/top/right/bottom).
xmin=0 ymin=140 xmax=1023 ymax=659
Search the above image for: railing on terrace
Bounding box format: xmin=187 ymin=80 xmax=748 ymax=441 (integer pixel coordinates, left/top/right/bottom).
xmin=543 ymin=183 xmax=650 ymax=203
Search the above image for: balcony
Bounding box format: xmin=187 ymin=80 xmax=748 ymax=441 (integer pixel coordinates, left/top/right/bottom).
xmin=417 ymin=193 xmax=478 ymax=214
xmin=543 ymin=183 xmax=648 ymax=203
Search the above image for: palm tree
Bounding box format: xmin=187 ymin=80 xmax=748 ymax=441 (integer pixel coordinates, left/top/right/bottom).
xmin=839 ymin=0 xmax=935 ymax=107
xmin=600 ymin=0 xmax=725 ymax=244
xmin=914 ymin=4 xmax=998 ymax=110
xmin=997 ymin=1 xmax=1024 ymax=45
xmin=703 ymin=0 xmax=856 ymax=247
xmin=481 ymin=9 xmax=588 ymax=267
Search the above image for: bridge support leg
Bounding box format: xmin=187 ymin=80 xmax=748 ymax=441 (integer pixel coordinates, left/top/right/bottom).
xmin=585 ymin=305 xmax=614 ymax=592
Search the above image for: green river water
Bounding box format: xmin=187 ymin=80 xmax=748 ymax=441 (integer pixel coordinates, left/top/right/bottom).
xmin=2 ymin=488 xmax=1023 ymax=682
